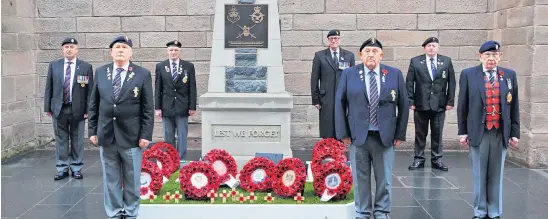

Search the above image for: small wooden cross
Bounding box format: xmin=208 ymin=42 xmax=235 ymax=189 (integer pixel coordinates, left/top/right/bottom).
xmin=172 ymin=191 xmax=182 ymax=204
xmin=264 ymin=193 xmax=275 ymax=203
xmin=230 ymin=188 xmax=239 ymax=201
xmin=221 ymin=190 xmax=229 ymax=203
xmin=207 ymin=189 xmax=218 ymax=203
xmin=294 ymin=193 xmax=305 ymax=204
xmin=163 ymin=192 xmax=172 ymax=202
xmin=247 ymin=192 xmax=256 ymax=203
xmin=239 ymin=193 xmax=246 ymax=203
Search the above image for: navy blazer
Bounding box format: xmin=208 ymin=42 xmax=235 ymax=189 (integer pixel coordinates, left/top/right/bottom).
xmin=88 ymin=62 xmax=154 ymax=148
xmin=335 ymin=63 xmax=409 ymax=147
xmin=457 ymin=65 xmax=520 ymax=148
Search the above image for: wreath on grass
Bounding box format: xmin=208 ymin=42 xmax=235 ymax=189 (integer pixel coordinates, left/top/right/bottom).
xmin=311 ymin=138 xmax=348 ymax=177
xmin=271 ymin=158 xmax=307 ymax=198
xmin=313 ymin=162 xmax=353 ymax=200
xmin=142 ymin=148 xmax=174 ymax=182
xmin=204 ymin=149 xmax=238 ymax=184
xmin=179 ymin=161 xmax=220 ymax=200
xmin=140 ymin=160 xmax=163 ymax=199
xmin=239 ymin=157 xmax=275 ymax=192
xmin=149 ymin=141 xmax=180 ymax=174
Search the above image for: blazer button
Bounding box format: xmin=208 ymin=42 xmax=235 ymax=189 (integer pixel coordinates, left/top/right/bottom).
xmin=174 ymin=89 xmax=176 ymax=91
xmin=482 ymin=121 xmax=484 ymax=124
xmin=175 ymin=97 xmax=177 ymax=99
xmin=113 ymin=104 xmax=116 ymax=107
xmin=113 ymin=117 xmax=116 ymax=120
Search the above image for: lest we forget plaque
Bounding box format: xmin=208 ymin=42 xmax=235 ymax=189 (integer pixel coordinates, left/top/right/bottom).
xmin=225 ymin=4 xmax=268 ymax=48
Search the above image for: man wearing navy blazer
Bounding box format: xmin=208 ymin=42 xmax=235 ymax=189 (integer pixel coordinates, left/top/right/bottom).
xmin=458 ymin=40 xmax=520 ymax=219
xmin=88 ymin=36 xmax=154 ymax=219
xmin=335 ymin=38 xmax=409 ymax=219
xmin=44 ymin=37 xmax=93 ymax=180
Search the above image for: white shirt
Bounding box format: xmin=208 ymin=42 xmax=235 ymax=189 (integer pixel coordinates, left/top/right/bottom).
xmin=64 ymin=58 xmax=77 ymax=102
xmin=364 ymin=64 xmax=381 ymax=99
xmin=483 ymin=66 xmax=498 ymax=78
xmin=330 ymin=48 xmax=340 ymax=62
xmin=112 ymin=62 xmax=130 ymax=87
xmin=425 ymin=54 xmax=438 ymax=80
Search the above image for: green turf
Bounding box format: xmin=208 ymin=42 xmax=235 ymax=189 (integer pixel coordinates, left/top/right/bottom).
xmin=141 ymin=171 xmax=354 ymax=204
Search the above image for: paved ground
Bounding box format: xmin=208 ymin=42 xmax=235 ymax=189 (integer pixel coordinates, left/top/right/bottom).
xmin=2 ymin=150 xmax=548 ymax=219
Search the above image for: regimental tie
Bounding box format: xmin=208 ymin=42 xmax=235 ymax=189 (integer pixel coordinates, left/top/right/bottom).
xmin=488 ymin=70 xmax=496 ymax=88
xmin=369 ymin=70 xmax=379 ymax=127
xmin=63 ymin=62 xmax=72 ymax=104
xmin=333 ymin=52 xmax=339 ymax=66
xmin=430 ymin=57 xmax=437 ymax=79
xmin=172 ymin=62 xmax=178 ymax=81
xmin=113 ymin=68 xmax=123 ymax=100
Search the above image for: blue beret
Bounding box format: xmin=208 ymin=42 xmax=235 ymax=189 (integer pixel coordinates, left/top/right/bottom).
xmin=360 ymin=37 xmax=383 ymax=51
xmin=479 ymin=40 xmax=500 ymax=53
xmin=166 ymin=40 xmax=182 ymax=48
xmin=422 ymin=37 xmax=439 ymax=47
xmin=109 ymin=36 xmax=133 ymax=48
xmin=61 ymin=37 xmax=78 ymax=46
xmin=327 ymin=29 xmax=340 ymax=38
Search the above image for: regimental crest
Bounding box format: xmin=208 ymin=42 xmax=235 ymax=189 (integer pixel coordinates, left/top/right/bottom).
xmin=227 ymin=6 xmax=240 ymax=23
xmin=250 ymin=6 xmax=265 ymax=23
xmin=507 ymin=78 xmax=512 ymax=90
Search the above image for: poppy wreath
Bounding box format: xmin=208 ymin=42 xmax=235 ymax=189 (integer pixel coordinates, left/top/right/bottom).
xmin=311 ymin=138 xmax=348 ymax=177
xmin=142 ymin=148 xmax=174 ymax=180
xmin=271 ymin=158 xmax=307 ymax=198
xmin=140 ymin=160 xmax=163 ymax=199
xmin=179 ymin=161 xmax=220 ymax=200
xmin=204 ymin=149 xmax=237 ymax=184
xmin=239 ymin=157 xmax=275 ymax=192
xmin=149 ymin=142 xmax=180 ymax=175
xmin=312 ymin=162 xmax=353 ymax=200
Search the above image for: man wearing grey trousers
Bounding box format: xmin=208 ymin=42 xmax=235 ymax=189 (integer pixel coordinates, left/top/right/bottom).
xmin=88 ymin=36 xmax=154 ymax=219
xmin=44 ymin=37 xmax=93 ymax=180
xmin=335 ymin=38 xmax=409 ymax=219
xmin=154 ymin=40 xmax=197 ymax=161
xmin=458 ymin=40 xmax=520 ymax=219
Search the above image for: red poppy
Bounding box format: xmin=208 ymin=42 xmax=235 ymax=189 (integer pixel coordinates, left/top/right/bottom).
xmin=271 ymin=158 xmax=307 ymax=198
xmin=204 ymin=149 xmax=237 ymax=184
xmin=179 ymin=161 xmax=220 ymax=200
xmin=499 ymin=70 xmax=504 ymax=79
xmin=382 ymin=69 xmax=388 ymax=75
xmin=141 ymin=160 xmax=163 ymax=195
xmin=128 ymin=66 xmax=133 ymax=72
xmin=311 ymin=138 xmax=347 ymax=178
xmin=148 ymin=142 xmax=180 ymax=177
xmin=313 ymin=162 xmax=353 ymax=200
xmin=239 ymin=157 xmax=275 ymax=192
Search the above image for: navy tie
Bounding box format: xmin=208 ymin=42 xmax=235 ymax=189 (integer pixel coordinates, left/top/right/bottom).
xmin=488 ymin=70 xmax=496 ymax=88
xmin=430 ymin=57 xmax=437 ymax=79
xmin=113 ymin=68 xmax=123 ymax=100
xmin=369 ymin=70 xmax=379 ymax=127
xmin=172 ymin=62 xmax=178 ymax=81
xmin=63 ymin=62 xmax=72 ymax=103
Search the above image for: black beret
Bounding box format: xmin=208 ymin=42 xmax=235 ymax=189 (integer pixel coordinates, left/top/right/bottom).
xmin=109 ymin=35 xmax=133 ymax=48
xmin=166 ymin=40 xmax=182 ymax=48
xmin=359 ymin=37 xmax=383 ymax=51
xmin=479 ymin=40 xmax=501 ymax=53
xmin=61 ymin=37 xmax=78 ymax=46
xmin=327 ymin=29 xmax=340 ymax=38
xmin=422 ymin=37 xmax=439 ymax=47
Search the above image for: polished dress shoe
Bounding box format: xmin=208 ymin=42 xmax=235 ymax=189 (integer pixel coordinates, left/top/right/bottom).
xmin=472 ymin=216 xmax=487 ymax=219
xmin=489 ymin=217 xmax=500 ymax=219
xmin=72 ymin=171 xmax=83 ymax=179
xmin=431 ymin=161 xmax=449 ymax=171
xmin=54 ymin=171 xmax=69 ymax=180
xmin=408 ymin=161 xmax=424 ymax=170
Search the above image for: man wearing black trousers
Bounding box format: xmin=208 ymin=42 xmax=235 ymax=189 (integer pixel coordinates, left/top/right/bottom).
xmin=406 ymin=37 xmax=456 ymax=171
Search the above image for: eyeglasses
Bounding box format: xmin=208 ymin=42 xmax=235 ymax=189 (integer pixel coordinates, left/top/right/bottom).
xmin=481 ymin=52 xmax=500 ymax=58
xmin=328 ymin=37 xmax=340 ymax=41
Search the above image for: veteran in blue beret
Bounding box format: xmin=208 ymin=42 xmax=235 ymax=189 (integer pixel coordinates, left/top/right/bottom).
xmin=311 ymin=29 xmax=355 ymax=139
xmin=406 ymin=37 xmax=456 ymax=172
xmin=44 ymin=37 xmax=93 ymax=181
xmin=335 ymin=38 xmax=409 ymax=219
xmin=457 ymin=40 xmax=520 ymax=219
xmin=154 ymin=40 xmax=197 ymax=161
xmin=88 ymin=35 xmax=154 ymax=219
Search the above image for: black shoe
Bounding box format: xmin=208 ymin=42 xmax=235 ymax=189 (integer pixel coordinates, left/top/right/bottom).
xmin=432 ymin=161 xmax=449 ymax=171
xmin=408 ymin=161 xmax=424 ymax=170
xmin=54 ymin=171 xmax=69 ymax=180
xmin=72 ymin=171 xmax=83 ymax=179
xmin=489 ymin=217 xmax=500 ymax=219
xmin=472 ymin=217 xmax=487 ymax=219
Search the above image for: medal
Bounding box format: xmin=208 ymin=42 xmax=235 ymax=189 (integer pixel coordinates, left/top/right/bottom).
xmin=442 ymin=71 xmax=446 ymax=79
xmin=507 ymin=78 xmax=512 ymax=89
xmin=165 ymin=66 xmax=170 ymax=73
xmin=390 ymin=90 xmax=396 ymax=101
xmin=507 ymin=92 xmax=512 ymax=104
xmin=133 ymin=87 xmax=139 ymax=97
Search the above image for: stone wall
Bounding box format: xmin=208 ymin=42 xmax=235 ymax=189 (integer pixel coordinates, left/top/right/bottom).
xmin=1 ymin=0 xmax=546 ymax=167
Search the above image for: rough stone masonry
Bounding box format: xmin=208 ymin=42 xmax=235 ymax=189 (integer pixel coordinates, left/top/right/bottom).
xmin=2 ymin=0 xmax=547 ymax=167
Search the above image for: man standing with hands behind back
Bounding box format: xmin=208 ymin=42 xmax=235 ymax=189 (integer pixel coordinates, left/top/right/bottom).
xmin=88 ymin=36 xmax=154 ymax=219
xmin=311 ymin=29 xmax=355 ymax=139
xmin=406 ymin=37 xmax=456 ymax=171
xmin=335 ymin=38 xmax=409 ymax=219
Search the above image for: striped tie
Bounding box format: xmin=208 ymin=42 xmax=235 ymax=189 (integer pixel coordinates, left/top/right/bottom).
xmin=63 ymin=62 xmax=72 ymax=103
xmin=172 ymin=62 xmax=178 ymax=81
xmin=488 ymin=70 xmax=496 ymax=88
xmin=113 ymin=68 xmax=123 ymax=100
xmin=369 ymin=70 xmax=379 ymax=127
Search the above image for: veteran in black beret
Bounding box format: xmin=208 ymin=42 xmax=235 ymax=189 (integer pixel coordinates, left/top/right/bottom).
xmin=311 ymin=29 xmax=355 ymax=139
xmin=154 ymin=40 xmax=197 ymax=161
xmin=457 ymin=40 xmax=520 ymax=219
xmin=406 ymin=37 xmax=456 ymax=171
xmin=88 ymin=35 xmax=154 ymax=219
xmin=44 ymin=37 xmax=93 ymax=181
xmin=335 ymin=38 xmax=409 ymax=219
